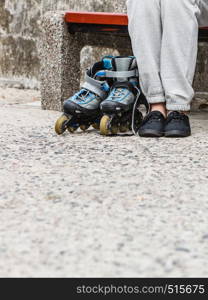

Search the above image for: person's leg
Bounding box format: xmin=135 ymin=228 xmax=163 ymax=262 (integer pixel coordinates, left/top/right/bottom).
xmin=127 ymin=0 xmax=206 ymax=137
xmin=159 ymin=0 xmax=207 ymax=137
xmin=160 ymin=0 xmax=201 ymax=112
xmin=127 ymin=0 xmax=166 ymax=114
xmin=127 ymin=0 xmax=167 ymax=137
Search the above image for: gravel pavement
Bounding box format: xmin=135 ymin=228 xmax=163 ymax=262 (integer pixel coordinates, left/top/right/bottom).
xmin=1 ymin=88 xmax=208 ymax=277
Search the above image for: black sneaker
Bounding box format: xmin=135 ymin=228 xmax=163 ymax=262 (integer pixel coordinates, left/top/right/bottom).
xmin=164 ymin=111 xmax=191 ymax=137
xmin=138 ymin=111 xmax=166 ymax=137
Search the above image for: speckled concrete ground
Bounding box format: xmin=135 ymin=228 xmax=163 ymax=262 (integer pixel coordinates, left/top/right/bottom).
xmin=1 ymin=88 xmax=208 ymax=278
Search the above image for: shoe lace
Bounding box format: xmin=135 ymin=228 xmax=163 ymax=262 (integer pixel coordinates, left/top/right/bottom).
xmin=110 ymin=88 xmax=126 ymax=101
xmin=144 ymin=111 xmax=163 ymax=123
xmin=167 ymin=111 xmax=186 ymax=123
xmin=76 ymin=89 xmax=91 ymax=102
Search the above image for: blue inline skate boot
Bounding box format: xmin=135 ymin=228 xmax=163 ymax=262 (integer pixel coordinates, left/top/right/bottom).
xmin=55 ymin=57 xmax=113 ymax=135
xmin=99 ymin=56 xmax=148 ymax=135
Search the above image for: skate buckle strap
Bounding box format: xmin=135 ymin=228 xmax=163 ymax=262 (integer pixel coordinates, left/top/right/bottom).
xmin=96 ymin=69 xmax=139 ymax=79
xmin=82 ymin=73 xmax=110 ymax=99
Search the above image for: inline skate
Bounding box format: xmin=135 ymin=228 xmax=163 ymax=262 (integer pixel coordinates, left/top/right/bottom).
xmin=55 ymin=56 xmax=114 ymax=135
xmin=99 ymin=56 xmax=148 ymax=135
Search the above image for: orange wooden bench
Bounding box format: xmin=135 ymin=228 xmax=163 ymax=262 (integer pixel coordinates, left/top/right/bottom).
xmin=65 ymin=11 xmax=208 ymax=40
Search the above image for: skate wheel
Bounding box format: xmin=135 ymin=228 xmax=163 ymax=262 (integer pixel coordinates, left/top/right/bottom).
xmin=119 ymin=125 xmax=128 ymax=133
xmin=110 ymin=125 xmax=119 ymax=135
xmin=92 ymin=123 xmax=100 ymax=130
xmin=55 ymin=115 xmax=69 ymax=135
xmin=68 ymin=126 xmax=77 ymax=133
xmin=80 ymin=125 xmax=90 ymax=132
xmin=100 ymin=115 xmax=111 ymax=135
xmin=100 ymin=115 xmax=118 ymax=136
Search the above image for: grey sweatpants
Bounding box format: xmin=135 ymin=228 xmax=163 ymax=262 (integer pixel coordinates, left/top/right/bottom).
xmin=127 ymin=0 xmax=208 ymax=111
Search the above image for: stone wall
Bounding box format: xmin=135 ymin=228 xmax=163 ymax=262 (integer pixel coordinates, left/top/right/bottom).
xmin=0 ymin=0 xmax=126 ymax=89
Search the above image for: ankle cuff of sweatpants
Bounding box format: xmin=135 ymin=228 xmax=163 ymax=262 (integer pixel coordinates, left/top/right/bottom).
xmin=166 ymin=104 xmax=191 ymax=112
xmin=147 ymin=95 xmax=166 ymax=104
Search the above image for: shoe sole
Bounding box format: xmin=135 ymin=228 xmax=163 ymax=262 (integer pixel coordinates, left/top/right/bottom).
xmin=165 ymin=130 xmax=191 ymax=138
xmin=139 ymin=129 xmax=164 ymax=138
